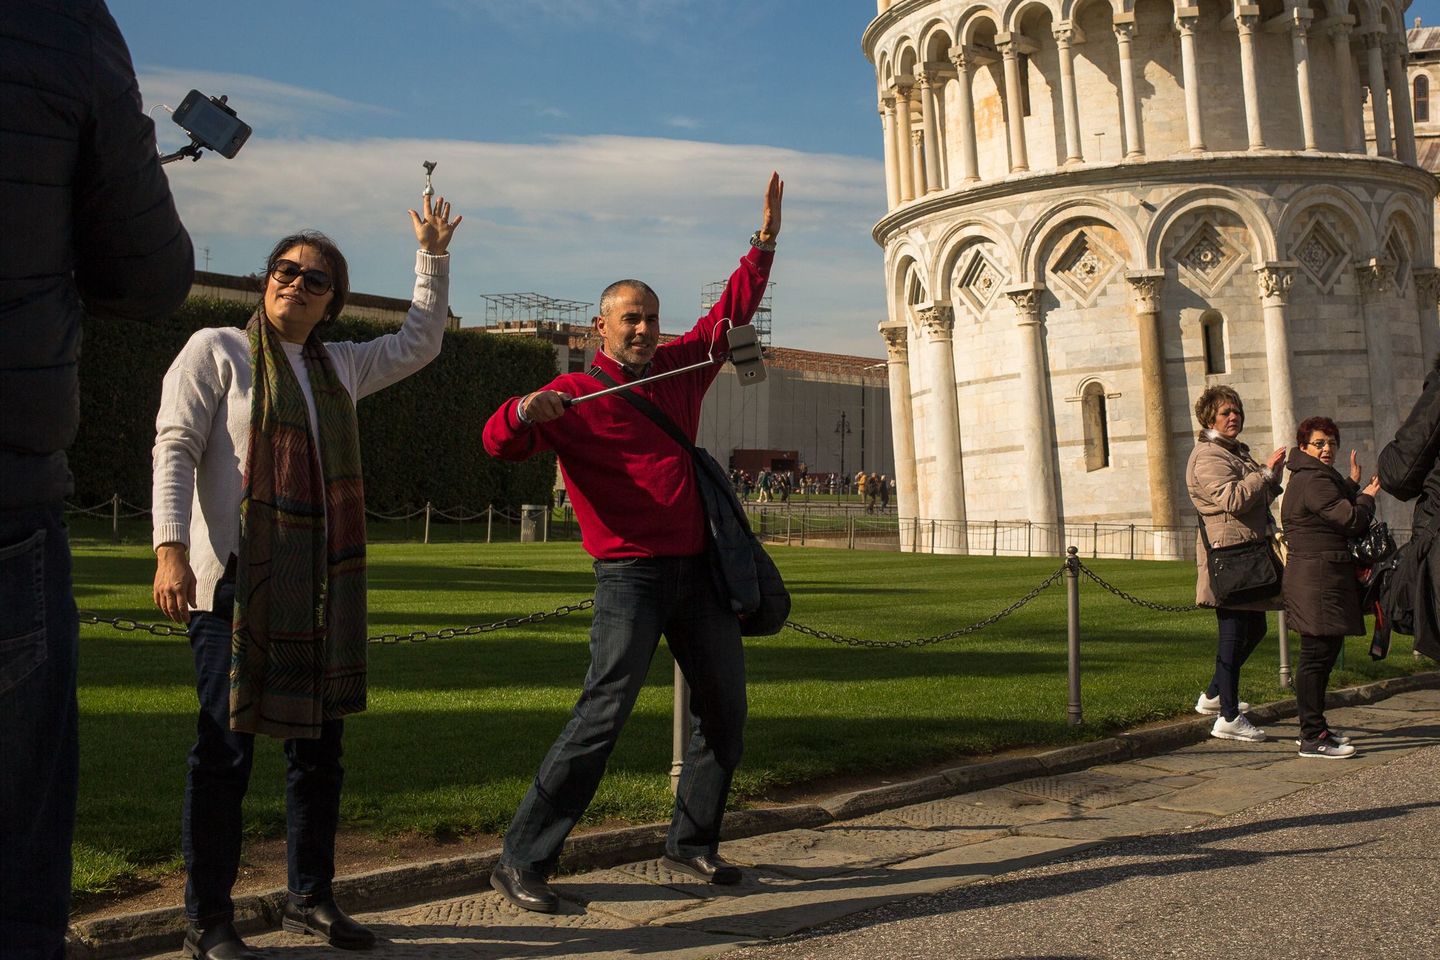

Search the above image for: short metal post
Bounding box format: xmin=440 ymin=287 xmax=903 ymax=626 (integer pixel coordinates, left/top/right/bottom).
xmin=992 ymin=518 xmax=999 ymax=556
xmin=913 ymin=517 xmax=920 ymax=553
xmin=1129 ymin=524 xmax=1136 ymax=560
xmin=1092 ymin=522 xmax=1099 ymax=558
xmin=786 ymin=508 xmax=792 ymax=545
xmin=670 ymin=660 xmax=690 ymax=796
xmin=542 ymin=507 xmax=550 ymax=543
xmin=423 ymin=501 xmax=432 ymax=544
xmin=1065 ymin=546 xmax=1083 ymax=725
xmin=111 ymin=494 xmax=120 ymax=542
xmin=1027 ymin=521 xmax=1033 ymax=557
xmin=486 ymin=505 xmax=493 ymax=543
xmin=1277 ymin=610 xmax=1292 ymax=688
xmin=848 ymin=516 xmax=855 ymax=549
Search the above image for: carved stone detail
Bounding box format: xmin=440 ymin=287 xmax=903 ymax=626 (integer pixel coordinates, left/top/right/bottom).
xmin=918 ymin=305 xmax=955 ymax=340
xmin=1355 ymin=260 xmax=1394 ymax=296
xmin=1255 ymin=265 xmax=1296 ymax=302
xmin=1125 ymin=272 xmax=1166 ymax=313
xmin=881 ymin=324 xmax=910 ymax=360
xmin=1004 ymin=286 xmax=1042 ymax=319
xmin=1414 ymin=268 xmax=1440 ymax=304
xmin=1293 ymin=220 xmax=1346 ymax=291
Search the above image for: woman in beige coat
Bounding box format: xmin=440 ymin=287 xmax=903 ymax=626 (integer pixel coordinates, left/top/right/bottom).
xmin=1185 ymin=386 xmax=1285 ymax=743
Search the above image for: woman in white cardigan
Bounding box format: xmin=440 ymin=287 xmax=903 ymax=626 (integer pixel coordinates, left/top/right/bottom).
xmin=151 ymin=197 xmax=461 ymax=960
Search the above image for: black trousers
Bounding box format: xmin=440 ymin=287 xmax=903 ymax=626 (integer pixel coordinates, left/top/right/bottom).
xmin=1296 ymin=633 xmax=1344 ymax=742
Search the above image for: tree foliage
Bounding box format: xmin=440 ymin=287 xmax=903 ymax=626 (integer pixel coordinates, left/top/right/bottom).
xmin=72 ymin=297 xmax=557 ymax=510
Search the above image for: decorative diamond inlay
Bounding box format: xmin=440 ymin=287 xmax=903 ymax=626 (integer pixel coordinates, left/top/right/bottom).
xmin=954 ymin=247 xmax=1004 ymax=314
xmin=1293 ymin=219 xmax=1345 ymax=290
xmin=1048 ymin=231 xmax=1119 ymax=305
xmin=1173 ymin=220 xmax=1243 ymax=294
xmin=1386 ymin=230 xmax=1411 ymax=293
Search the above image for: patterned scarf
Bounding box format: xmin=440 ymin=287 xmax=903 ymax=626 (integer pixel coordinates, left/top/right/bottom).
xmin=231 ymin=311 xmax=368 ymax=739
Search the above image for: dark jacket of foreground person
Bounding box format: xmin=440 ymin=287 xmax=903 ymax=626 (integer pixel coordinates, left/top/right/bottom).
xmin=1281 ymin=447 xmax=1375 ymax=637
xmin=1379 ymin=361 xmax=1440 ymax=657
xmin=0 ymin=0 xmax=192 ymax=508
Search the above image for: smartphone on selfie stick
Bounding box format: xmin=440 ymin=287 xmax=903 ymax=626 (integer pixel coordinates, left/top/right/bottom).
xmin=160 ymin=90 xmax=251 ymax=165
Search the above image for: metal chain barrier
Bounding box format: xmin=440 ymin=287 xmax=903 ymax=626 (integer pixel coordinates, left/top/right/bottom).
xmin=782 ymin=565 xmax=1067 ymax=648
xmin=1076 ymin=561 xmax=1202 ymax=613
xmin=78 ymin=598 xmax=596 ymax=644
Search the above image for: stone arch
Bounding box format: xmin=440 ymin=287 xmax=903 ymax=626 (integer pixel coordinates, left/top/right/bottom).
xmin=1145 ymin=187 xmax=1277 ymax=268
xmin=877 ymin=51 xmax=894 ymax=90
xmin=919 ymin=19 xmax=957 ymax=63
xmin=1002 ymin=0 xmax=1060 ymax=33
xmin=934 ymin=217 xmax=1021 ymax=281
xmin=1276 ymin=185 xmax=1378 ymax=264
xmin=1037 ymin=217 xmax=1134 ymax=309
xmin=936 ymin=221 xmax=1017 ymax=320
xmin=888 ymin=243 xmax=932 ymax=331
xmin=1022 ymin=197 xmax=1145 ymax=281
xmin=895 ymin=39 xmax=922 ymax=77
xmin=1061 ymin=0 xmax=1122 ymax=21
xmin=959 ymin=7 xmax=1005 ymax=47
xmin=1378 ymin=191 xmax=1431 ymax=258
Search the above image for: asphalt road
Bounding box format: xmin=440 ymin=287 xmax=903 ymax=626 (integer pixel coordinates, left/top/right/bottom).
xmin=725 ymin=744 xmax=1440 ymax=960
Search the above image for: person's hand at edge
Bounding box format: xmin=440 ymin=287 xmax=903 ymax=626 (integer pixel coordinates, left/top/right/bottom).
xmin=409 ymin=194 xmax=463 ymax=255
xmin=1349 ymin=449 xmax=1363 ymax=483
xmin=521 ymin=390 xmax=570 ymax=424
xmin=758 ymin=172 xmax=783 ymax=244
xmin=1265 ymin=446 xmax=1286 ymax=474
xmin=153 ymin=543 xmax=196 ymax=624
xmin=1362 ymin=474 xmax=1382 ymax=498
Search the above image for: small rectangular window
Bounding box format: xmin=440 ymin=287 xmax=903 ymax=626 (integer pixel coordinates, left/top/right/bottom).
xmin=1202 ymin=318 xmax=1226 ymax=375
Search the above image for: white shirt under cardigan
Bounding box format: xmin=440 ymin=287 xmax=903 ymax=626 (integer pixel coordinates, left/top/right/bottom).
xmin=152 ymin=250 xmax=450 ymax=612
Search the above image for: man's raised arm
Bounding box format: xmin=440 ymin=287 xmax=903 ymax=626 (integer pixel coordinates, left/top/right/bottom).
xmin=681 ymin=173 xmax=783 ymax=356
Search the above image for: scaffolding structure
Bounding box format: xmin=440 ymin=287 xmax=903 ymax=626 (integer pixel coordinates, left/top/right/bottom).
xmin=702 ymin=281 xmax=773 ymax=347
xmin=480 ymin=292 xmax=592 ymax=326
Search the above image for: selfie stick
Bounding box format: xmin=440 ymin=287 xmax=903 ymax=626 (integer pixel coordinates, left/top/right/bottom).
xmin=561 ymin=323 xmax=767 ymax=408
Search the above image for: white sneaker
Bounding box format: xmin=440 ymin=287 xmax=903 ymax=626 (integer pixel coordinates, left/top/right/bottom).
xmin=1211 ymin=714 xmax=1267 ymax=742
xmin=1196 ymin=692 xmax=1251 ymax=716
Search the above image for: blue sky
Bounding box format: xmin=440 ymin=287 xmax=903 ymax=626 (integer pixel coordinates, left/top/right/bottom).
xmin=110 ymin=0 xmax=891 ymax=355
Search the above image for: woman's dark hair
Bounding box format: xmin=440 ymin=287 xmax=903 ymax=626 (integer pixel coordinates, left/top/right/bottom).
xmin=1296 ymin=416 xmax=1339 ymax=448
xmin=261 ymin=230 xmax=349 ymax=323
xmin=1194 ymin=385 xmax=1244 ymax=430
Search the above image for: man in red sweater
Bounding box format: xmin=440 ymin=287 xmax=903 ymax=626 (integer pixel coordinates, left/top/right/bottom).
xmin=482 ymin=173 xmax=782 ymax=911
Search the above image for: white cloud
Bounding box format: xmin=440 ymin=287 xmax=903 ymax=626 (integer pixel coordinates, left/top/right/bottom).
xmin=665 ymin=115 xmax=703 ymax=131
xmin=161 ymin=131 xmax=888 ymax=355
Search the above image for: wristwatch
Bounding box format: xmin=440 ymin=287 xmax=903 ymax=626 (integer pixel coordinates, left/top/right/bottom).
xmin=749 ymin=231 xmax=776 ymax=252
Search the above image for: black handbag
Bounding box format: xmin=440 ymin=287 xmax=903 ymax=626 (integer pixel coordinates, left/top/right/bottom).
xmin=590 ymin=369 xmax=791 ymax=636
xmin=1349 ymin=520 xmax=1397 ymax=567
xmin=1198 ymin=513 xmax=1281 ymax=605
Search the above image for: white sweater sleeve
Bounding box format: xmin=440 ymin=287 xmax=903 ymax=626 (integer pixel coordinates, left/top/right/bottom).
xmin=151 ymin=330 xmax=227 ymax=550
xmin=330 ymin=250 xmax=450 ymax=400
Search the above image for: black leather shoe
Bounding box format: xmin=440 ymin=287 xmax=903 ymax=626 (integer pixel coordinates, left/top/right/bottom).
xmin=490 ymin=862 xmax=559 ymax=913
xmin=280 ymin=898 xmax=376 ymax=950
xmin=183 ymin=920 xmax=260 ymax=960
xmin=661 ymin=853 xmax=742 ymax=885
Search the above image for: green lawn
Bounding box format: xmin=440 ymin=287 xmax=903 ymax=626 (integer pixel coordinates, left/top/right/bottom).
xmin=71 ymin=538 xmax=1430 ymax=894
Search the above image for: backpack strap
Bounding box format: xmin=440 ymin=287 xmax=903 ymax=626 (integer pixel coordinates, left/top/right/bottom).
xmin=589 ymin=366 xmax=696 ymax=455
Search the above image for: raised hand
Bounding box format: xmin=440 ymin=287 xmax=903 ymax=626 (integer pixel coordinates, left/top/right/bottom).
xmin=1349 ymin=450 xmax=1362 ymax=483
xmin=409 ymin=194 xmax=462 ymax=255
xmin=1363 ymin=474 xmax=1381 ymax=498
xmin=1265 ymin=446 xmax=1287 ymax=474
xmin=758 ymin=172 xmax=783 ymax=244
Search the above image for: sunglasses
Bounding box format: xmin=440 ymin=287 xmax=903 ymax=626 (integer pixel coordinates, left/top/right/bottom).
xmin=270 ymin=259 xmax=333 ymax=296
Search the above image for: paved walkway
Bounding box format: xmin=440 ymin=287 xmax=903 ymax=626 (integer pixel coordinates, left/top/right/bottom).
xmin=113 ymin=685 xmax=1440 ymax=959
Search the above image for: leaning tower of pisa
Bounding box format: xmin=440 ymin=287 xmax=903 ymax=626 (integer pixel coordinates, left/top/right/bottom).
xmin=866 ymin=0 xmax=1438 ymax=555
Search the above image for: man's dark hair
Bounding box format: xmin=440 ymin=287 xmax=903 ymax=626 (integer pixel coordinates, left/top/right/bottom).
xmin=262 ymin=230 xmax=350 ymax=323
xmin=1297 ymin=416 xmax=1340 ymax=448
xmin=598 ymin=279 xmax=658 ymax=318
xmin=1194 ymin=385 xmax=1244 ymax=430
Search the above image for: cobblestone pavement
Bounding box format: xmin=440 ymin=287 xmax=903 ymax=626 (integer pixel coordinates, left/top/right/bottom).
xmin=134 ymin=689 xmax=1440 ymax=960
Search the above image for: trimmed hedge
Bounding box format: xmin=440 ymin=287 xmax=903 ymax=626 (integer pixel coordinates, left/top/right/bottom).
xmin=72 ymin=296 xmax=557 ymax=511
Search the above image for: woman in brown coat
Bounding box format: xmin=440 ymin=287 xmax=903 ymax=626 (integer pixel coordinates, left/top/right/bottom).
xmin=1185 ymin=386 xmax=1285 ymax=743
xmin=1282 ymin=415 xmax=1380 ymax=759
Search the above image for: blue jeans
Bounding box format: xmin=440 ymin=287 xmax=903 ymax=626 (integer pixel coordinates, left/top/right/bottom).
xmin=0 ymin=506 xmax=77 ymax=960
xmin=1207 ymin=608 xmax=1267 ymax=721
xmin=182 ymin=581 xmax=345 ymax=925
xmin=501 ymin=555 xmax=747 ymax=876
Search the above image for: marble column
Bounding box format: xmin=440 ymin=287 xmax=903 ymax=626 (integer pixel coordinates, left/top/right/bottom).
xmin=1114 ymin=17 xmax=1144 ymax=158
xmin=881 ymin=321 xmax=920 ymax=551
xmin=881 ymin=97 xmax=900 ymax=208
xmin=1176 ymin=9 xmax=1206 ymax=152
xmin=910 ymin=130 xmax=927 ymax=195
xmin=1004 ymin=284 xmax=1061 ymax=554
xmin=949 ymin=46 xmax=982 ymax=182
xmin=1388 ymin=41 xmax=1417 ymax=164
xmin=918 ymin=72 xmax=943 ymax=192
xmin=1356 ymin=259 xmax=1402 ymax=461
xmin=1235 ymin=11 xmax=1266 ymax=150
xmin=998 ymin=37 xmax=1030 ymax=172
xmin=918 ymin=303 xmax=968 ymax=553
xmin=1330 ymin=20 xmax=1362 ymax=153
xmin=1256 ymin=264 xmax=1299 ymax=450
xmin=1053 ymin=25 xmax=1084 ymax=163
xmin=894 ymin=81 xmax=916 ymax=200
xmin=1124 ymin=271 xmax=1180 ymax=551
xmin=1365 ymin=32 xmax=1393 ymax=157
xmin=1290 ymin=10 xmax=1318 ymax=152
xmin=1414 ymin=268 xmax=1440 ymax=363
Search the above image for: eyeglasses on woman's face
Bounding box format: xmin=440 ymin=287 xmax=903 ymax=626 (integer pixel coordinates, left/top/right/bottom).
xmin=1305 ymin=437 xmax=1339 ymax=450
xmin=270 ymin=259 xmax=333 ymax=296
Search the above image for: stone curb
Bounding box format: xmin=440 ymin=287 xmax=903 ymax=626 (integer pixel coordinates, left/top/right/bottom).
xmin=66 ymin=669 xmax=1440 ymax=959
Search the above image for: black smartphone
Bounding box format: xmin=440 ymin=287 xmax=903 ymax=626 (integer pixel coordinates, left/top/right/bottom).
xmin=171 ymin=90 xmax=251 ymax=159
